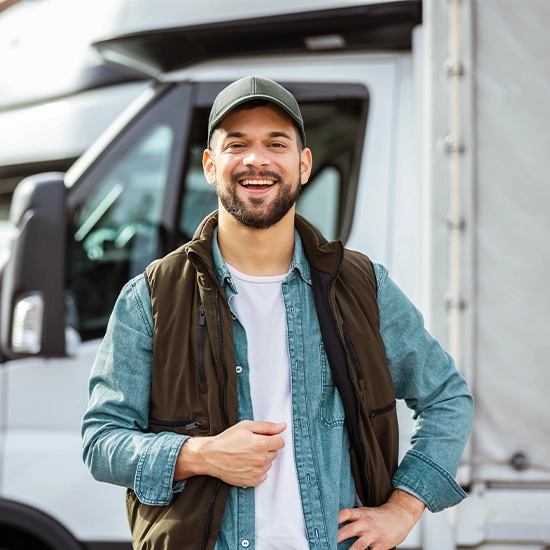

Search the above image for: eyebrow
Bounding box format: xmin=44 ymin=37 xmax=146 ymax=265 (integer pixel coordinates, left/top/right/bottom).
xmin=267 ymin=131 xmax=293 ymax=140
xmin=224 ymin=132 xmax=246 ymax=139
xmin=223 ymin=131 xmax=293 ymax=140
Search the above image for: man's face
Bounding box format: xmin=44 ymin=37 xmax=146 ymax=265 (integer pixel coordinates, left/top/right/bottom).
xmin=203 ymin=104 xmax=312 ymax=230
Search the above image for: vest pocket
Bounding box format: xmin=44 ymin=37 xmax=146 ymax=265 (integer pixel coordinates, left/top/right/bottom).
xmin=148 ymin=417 xmax=210 ymax=436
xmin=318 ymin=342 xmax=346 ymax=429
xmin=369 ymin=400 xmax=397 ymax=423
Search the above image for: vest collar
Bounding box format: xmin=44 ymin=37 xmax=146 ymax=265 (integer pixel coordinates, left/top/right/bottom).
xmin=184 ymin=211 xmax=218 ymax=278
xmin=294 ymin=214 xmax=344 ymax=278
xmin=184 ymin=211 xmax=344 ymax=282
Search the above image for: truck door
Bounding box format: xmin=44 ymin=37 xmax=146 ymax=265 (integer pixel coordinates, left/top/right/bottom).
xmin=66 ymin=83 xmax=193 ymax=341
xmin=1 ymin=83 xmax=195 ymax=545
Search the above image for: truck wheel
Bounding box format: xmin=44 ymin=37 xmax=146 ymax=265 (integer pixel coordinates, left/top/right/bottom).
xmin=0 ymin=500 xmax=83 ymax=550
xmin=0 ymin=524 xmax=50 ymax=549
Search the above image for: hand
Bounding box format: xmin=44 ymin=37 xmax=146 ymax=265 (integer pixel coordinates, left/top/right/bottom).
xmin=174 ymin=420 xmax=286 ymax=487
xmin=337 ymin=489 xmax=425 ymax=550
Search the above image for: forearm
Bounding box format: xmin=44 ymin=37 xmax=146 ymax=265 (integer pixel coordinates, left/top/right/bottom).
xmin=82 ymin=365 xmax=189 ymax=505
xmin=374 ymin=263 xmax=474 ymax=511
xmin=83 ymin=422 xmax=187 ymax=494
xmin=394 ymin=376 xmax=474 ymax=511
xmin=82 ymin=275 xmax=189 ymax=505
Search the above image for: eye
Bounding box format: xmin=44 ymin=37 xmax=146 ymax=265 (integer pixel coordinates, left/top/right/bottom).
xmin=227 ymin=142 xmax=245 ymax=150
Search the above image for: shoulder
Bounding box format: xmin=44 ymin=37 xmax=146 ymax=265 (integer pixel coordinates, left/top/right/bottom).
xmin=371 ymin=261 xmax=389 ymax=289
xmin=146 ymin=245 xmax=189 ymax=273
xmin=145 ymin=245 xmax=190 ymax=288
xmin=117 ymin=273 xmax=150 ymax=303
xmin=112 ymin=273 xmax=153 ymax=337
xmin=341 ymin=248 xmax=389 ymax=295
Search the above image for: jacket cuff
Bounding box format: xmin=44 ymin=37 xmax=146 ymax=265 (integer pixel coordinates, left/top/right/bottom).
xmin=134 ymin=433 xmax=189 ymax=505
xmin=392 ymin=449 xmax=467 ymax=513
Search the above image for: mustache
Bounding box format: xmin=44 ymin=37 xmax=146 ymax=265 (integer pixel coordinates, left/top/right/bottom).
xmin=230 ymin=170 xmax=282 ymax=184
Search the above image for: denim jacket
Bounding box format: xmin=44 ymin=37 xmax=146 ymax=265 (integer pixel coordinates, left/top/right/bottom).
xmin=82 ymin=231 xmax=474 ymax=549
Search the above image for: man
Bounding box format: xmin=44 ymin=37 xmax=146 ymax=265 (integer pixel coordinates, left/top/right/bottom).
xmin=82 ymin=75 xmax=473 ymax=550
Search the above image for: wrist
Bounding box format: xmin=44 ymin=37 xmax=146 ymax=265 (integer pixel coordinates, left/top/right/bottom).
xmin=387 ymin=489 xmax=426 ymax=524
xmin=174 ymin=436 xmax=207 ymax=481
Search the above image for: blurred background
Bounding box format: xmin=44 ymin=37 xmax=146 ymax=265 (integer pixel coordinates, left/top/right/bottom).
xmin=0 ymin=1 xmax=549 ymax=549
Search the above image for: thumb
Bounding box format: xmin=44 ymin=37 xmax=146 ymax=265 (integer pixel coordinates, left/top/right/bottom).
xmin=250 ymin=421 xmax=286 ymax=435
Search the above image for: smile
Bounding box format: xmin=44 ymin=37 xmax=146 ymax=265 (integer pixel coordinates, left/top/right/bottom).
xmin=239 ymin=179 xmax=277 ymax=186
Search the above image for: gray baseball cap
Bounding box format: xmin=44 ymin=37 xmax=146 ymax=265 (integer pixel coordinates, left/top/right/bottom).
xmin=208 ymin=75 xmax=306 ymax=147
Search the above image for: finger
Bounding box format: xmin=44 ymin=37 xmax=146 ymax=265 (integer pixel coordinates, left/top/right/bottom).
xmin=338 ymin=507 xmax=361 ymax=524
xmin=250 ymin=421 xmax=286 ymax=435
xmin=337 ymin=519 xmax=362 ymax=544
xmin=265 ymin=435 xmax=286 ymax=451
xmin=349 ymin=537 xmax=373 ymax=550
xmin=254 ymin=436 xmax=285 ymax=457
xmin=266 ymin=450 xmax=279 ymax=461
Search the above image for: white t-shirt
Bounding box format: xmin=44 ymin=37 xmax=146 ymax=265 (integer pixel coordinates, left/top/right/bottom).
xmin=227 ymin=264 xmax=309 ymax=550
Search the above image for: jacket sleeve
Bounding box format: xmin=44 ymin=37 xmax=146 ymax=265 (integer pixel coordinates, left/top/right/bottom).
xmin=373 ymin=263 xmax=474 ymax=512
xmin=81 ymin=274 xmax=188 ymax=506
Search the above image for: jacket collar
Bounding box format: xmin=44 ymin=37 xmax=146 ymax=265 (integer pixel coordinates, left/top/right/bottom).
xmin=211 ymin=226 xmax=312 ymax=291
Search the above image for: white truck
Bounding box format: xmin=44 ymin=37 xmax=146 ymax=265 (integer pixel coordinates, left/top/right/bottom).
xmin=1 ymin=1 xmax=549 ymax=548
xmin=0 ymin=0 xmax=150 ymax=223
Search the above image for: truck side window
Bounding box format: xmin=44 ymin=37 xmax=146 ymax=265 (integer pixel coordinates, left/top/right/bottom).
xmin=180 ymin=144 xmax=219 ymax=237
xmin=179 ymin=99 xmax=365 ymax=242
xmin=67 ymin=124 xmax=173 ymax=338
xmin=66 ymin=84 xmax=192 ymax=341
xmin=296 ymin=166 xmax=340 ymax=240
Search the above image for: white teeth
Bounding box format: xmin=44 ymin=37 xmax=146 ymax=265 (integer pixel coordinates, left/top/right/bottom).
xmin=240 ymin=179 xmax=275 ymax=186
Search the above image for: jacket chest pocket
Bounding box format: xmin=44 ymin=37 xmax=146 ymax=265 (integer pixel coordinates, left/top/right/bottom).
xmin=318 ymin=342 xmax=346 ymax=429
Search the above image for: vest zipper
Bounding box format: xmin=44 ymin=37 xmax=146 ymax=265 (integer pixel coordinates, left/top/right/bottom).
xmin=201 ymin=479 xmax=222 ymax=550
xmin=341 ymin=322 xmax=364 ymax=381
xmin=213 ymin=288 xmax=230 ymax=430
xmin=198 ymin=306 xmax=206 ymax=384
xmin=199 ymin=287 xmax=230 ymax=550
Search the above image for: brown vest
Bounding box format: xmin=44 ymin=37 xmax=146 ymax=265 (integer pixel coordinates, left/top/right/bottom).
xmin=126 ymin=212 xmax=398 ymax=550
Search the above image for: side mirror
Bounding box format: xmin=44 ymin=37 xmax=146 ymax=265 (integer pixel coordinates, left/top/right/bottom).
xmin=1 ymin=173 xmax=67 ymax=359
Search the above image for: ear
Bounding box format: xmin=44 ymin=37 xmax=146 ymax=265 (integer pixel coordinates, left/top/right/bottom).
xmin=203 ymin=149 xmax=217 ymax=187
xmin=299 ymin=148 xmax=313 ymax=186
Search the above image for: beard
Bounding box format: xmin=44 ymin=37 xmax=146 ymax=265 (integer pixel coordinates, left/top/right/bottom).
xmin=215 ymin=167 xmax=303 ymax=230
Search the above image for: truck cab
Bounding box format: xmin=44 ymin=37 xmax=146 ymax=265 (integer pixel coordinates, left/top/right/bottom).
xmin=0 ymin=3 xmax=424 ymax=547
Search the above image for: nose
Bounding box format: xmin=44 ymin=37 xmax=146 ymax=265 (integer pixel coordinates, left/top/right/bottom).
xmin=243 ymin=143 xmax=270 ymax=168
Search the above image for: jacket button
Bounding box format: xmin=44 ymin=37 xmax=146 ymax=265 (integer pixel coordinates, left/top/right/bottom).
xmin=236 ymin=366 xmax=243 ymax=374
xmin=241 ymin=540 xmax=250 ymax=548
